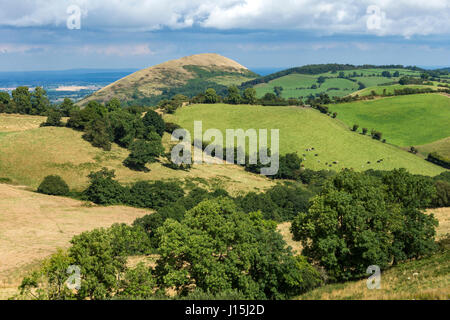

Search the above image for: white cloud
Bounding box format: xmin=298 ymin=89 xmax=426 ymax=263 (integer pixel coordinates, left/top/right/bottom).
xmin=0 ymin=0 xmax=448 ymax=37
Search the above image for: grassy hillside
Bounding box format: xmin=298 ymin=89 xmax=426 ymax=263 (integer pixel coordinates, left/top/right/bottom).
xmin=416 ymin=137 xmax=450 ymax=159
xmin=80 ymin=53 xmax=257 ymax=106
xmin=0 ymin=183 xmax=152 ymax=299
xmin=248 ymin=65 xmax=423 ymax=99
xmin=0 ymin=115 xmax=275 ymax=194
xmin=351 ymin=84 xmax=439 ymax=97
xmin=299 ymin=247 xmax=449 ymax=300
xmin=328 ymin=94 xmax=450 ymax=147
xmin=254 ymin=74 xmax=360 ymax=98
xmin=166 ymin=104 xmax=445 ymax=176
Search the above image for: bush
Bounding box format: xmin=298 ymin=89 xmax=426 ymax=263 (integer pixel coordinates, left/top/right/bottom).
xmin=40 ymin=109 xmax=63 ymax=127
xmin=142 ymin=110 xmax=165 ymax=137
xmin=37 ymin=175 xmax=70 ymax=196
xmin=129 ymin=181 xmax=184 ymax=209
xmin=123 ymin=137 xmax=164 ymax=172
xmin=83 ymin=168 xmax=129 ymax=205
xmin=352 ymin=124 xmax=359 ymax=132
xmin=362 ymin=128 xmax=368 ymax=135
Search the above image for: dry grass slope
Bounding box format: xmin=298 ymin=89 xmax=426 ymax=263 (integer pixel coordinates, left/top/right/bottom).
xmin=0 ymin=183 xmax=151 ymax=299
xmin=80 ymin=53 xmax=252 ymax=104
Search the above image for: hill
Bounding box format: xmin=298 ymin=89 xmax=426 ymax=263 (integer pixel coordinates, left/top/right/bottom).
xmin=244 ymin=64 xmax=423 ymax=99
xmin=165 ymin=104 xmax=446 ymax=176
xmin=0 ymin=114 xmax=274 ymax=194
xmin=328 ymin=94 xmax=450 ymax=147
xmin=79 ymin=53 xmax=257 ymax=106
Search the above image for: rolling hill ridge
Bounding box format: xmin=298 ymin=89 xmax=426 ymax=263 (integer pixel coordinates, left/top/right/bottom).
xmin=80 ymin=53 xmax=257 ymax=106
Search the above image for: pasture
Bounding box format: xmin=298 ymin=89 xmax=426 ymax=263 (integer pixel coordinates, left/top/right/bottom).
xmin=166 ymin=103 xmax=445 ymax=176
xmin=0 ymin=115 xmax=275 ymax=194
xmin=329 ymin=94 xmax=450 ymax=147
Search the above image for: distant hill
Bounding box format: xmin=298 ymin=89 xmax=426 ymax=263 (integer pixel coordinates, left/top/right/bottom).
xmin=79 ymin=53 xmax=258 ymax=106
xmin=239 ymin=64 xmax=422 ymax=88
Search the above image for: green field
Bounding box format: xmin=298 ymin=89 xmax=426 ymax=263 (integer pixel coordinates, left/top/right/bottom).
xmin=166 ymin=104 xmax=446 ymax=176
xmin=329 ymin=94 xmax=450 ymax=147
xmin=352 ymin=84 xmax=438 ymax=97
xmin=254 ymin=74 xmax=359 ymax=99
xmin=252 ymin=68 xmax=425 ymax=100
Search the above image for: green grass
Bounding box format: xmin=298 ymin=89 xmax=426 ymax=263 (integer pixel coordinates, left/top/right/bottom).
xmin=299 ymin=247 xmax=450 ymax=300
xmin=254 ymin=74 xmax=359 ymax=99
xmin=252 ymin=68 xmax=425 ymax=100
xmin=329 ymin=94 xmax=450 ymax=147
xmin=166 ymin=103 xmax=446 ymax=176
xmin=0 ymin=116 xmax=275 ymax=194
xmin=353 ymin=84 xmax=438 ymax=97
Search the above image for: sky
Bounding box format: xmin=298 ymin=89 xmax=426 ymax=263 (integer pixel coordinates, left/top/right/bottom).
xmin=0 ymin=0 xmax=449 ymax=71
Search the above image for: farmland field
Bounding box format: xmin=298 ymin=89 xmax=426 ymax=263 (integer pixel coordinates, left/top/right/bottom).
xmin=166 ymin=103 xmax=446 ymax=176
xmin=252 ymin=68 xmax=426 ymax=100
xmin=328 ymin=94 xmax=450 ymax=147
xmin=352 ymin=84 xmax=439 ymax=97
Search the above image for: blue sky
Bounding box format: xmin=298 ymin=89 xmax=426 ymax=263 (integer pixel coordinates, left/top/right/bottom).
xmin=0 ymin=0 xmax=449 ymax=71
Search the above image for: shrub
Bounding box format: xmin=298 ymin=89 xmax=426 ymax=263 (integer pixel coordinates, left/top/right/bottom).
xmin=83 ymin=168 xmax=129 ymax=205
xmin=123 ymin=136 xmax=164 ymax=172
xmin=40 ymin=109 xmax=63 ymax=127
xmin=37 ymin=175 xmax=69 ymax=196
xmin=362 ymin=128 xmax=368 ymax=135
xmin=142 ymin=110 xmax=165 ymax=137
xmin=352 ymin=124 xmax=359 ymax=132
xmin=129 ymin=181 xmax=184 ymax=209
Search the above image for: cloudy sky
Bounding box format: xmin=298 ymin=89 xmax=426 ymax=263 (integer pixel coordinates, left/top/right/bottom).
xmin=0 ymin=0 xmax=449 ymax=71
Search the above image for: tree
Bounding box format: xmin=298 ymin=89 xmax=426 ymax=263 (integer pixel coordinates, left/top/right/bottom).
xmin=0 ymin=91 xmax=12 ymax=113
xmin=108 ymin=110 xmax=143 ymax=148
xmin=59 ymin=98 xmax=79 ymax=117
xmin=317 ymin=76 xmax=326 ymax=86
xmin=106 ymin=98 xmax=121 ymax=112
xmin=82 ymin=117 xmax=112 ymax=151
xmin=155 ymin=198 xmax=322 ymax=299
xmin=352 ymin=124 xmax=359 ymax=132
xmin=291 ymin=169 xmax=438 ymax=282
xmin=12 ymin=86 xmax=32 ymax=114
xmin=226 ymin=85 xmax=241 ymax=104
xmin=67 ymin=101 xmax=104 ymax=131
xmin=40 ymin=109 xmax=63 ymax=127
xmin=83 ymin=168 xmax=129 ymax=205
xmin=204 ymin=88 xmax=220 ymax=104
xmin=31 ymin=87 xmax=50 ymax=115
xmin=142 ymin=110 xmax=165 ymax=137
xmin=123 ymin=137 xmax=164 ymax=171
xmin=243 ymin=88 xmax=257 ymax=105
xmin=37 ymin=175 xmax=70 ymax=196
xmin=274 ymin=86 xmax=284 ymax=97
